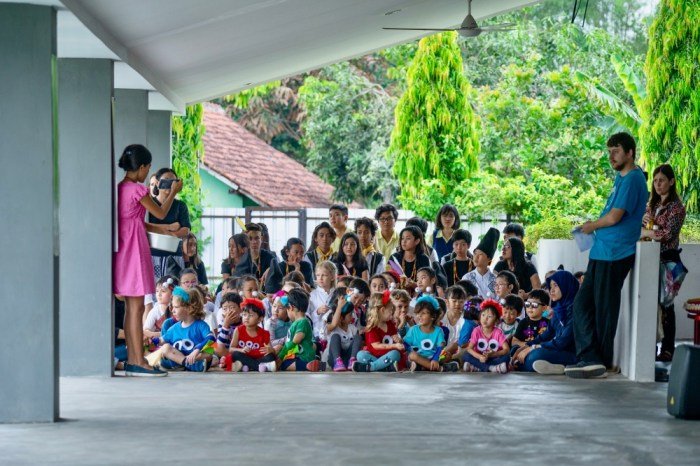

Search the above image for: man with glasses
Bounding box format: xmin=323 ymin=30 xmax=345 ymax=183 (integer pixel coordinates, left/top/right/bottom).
xmin=374 ymin=204 xmax=400 ymax=265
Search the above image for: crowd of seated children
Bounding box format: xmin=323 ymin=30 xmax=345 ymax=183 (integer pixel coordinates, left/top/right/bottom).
xmin=133 ymin=202 xmax=617 ymax=376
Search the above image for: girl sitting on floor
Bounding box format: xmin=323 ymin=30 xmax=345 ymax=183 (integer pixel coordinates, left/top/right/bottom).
xmin=325 ymin=294 xmax=361 ymax=372
xmin=143 ymin=275 xmax=178 ymax=342
xmin=462 ymin=299 xmax=510 ymax=374
xmin=307 ymin=260 xmax=337 ymax=340
xmin=354 ymin=290 xmax=405 ymax=372
xmin=159 ymin=287 xmax=215 ymax=372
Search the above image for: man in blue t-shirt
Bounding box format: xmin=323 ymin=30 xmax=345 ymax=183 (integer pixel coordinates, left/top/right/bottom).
xmin=565 ymin=132 xmax=649 ymax=379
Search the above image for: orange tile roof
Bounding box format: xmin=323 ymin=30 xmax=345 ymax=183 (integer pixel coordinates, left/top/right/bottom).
xmin=202 ymin=102 xmax=338 ymax=208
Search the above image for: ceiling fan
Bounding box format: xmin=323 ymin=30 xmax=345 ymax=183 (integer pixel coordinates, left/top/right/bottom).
xmin=382 ymin=0 xmax=516 ymax=38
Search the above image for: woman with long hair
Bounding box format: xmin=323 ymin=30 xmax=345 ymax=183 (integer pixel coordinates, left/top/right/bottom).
xmin=641 ymin=164 xmax=686 ymax=362
xmin=494 ymin=236 xmax=540 ymax=296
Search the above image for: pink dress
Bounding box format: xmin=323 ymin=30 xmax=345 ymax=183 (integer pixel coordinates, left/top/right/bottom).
xmin=113 ymin=181 xmax=155 ymax=296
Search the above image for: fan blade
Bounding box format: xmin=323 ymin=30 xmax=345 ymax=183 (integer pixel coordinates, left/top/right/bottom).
xmin=478 ymin=22 xmax=516 ymax=30
xmin=382 ymin=27 xmax=461 ymax=31
xmin=481 ymin=27 xmax=516 ymax=32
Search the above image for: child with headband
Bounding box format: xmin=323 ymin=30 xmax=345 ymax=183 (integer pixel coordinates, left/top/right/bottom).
xmin=159 ymin=287 xmax=215 ymax=372
xmin=353 ymin=291 xmax=404 ymax=372
xmin=462 ymin=299 xmax=510 ymax=373
xmin=221 ymin=298 xmax=276 ymax=373
xmin=404 ymin=295 xmax=458 ymax=372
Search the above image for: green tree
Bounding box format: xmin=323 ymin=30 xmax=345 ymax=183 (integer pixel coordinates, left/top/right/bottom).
xmin=389 ymin=31 xmax=480 ymax=208
xmin=217 ymin=77 xmax=307 ymax=163
xmin=641 ymin=0 xmax=700 ymax=212
xmin=298 ymin=63 xmax=397 ymax=206
xmin=171 ymin=104 xmax=205 ymax=238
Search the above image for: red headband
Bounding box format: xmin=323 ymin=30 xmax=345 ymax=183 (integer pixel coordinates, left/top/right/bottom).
xmin=382 ymin=289 xmax=391 ymax=306
xmin=241 ymin=298 xmax=265 ymax=312
xmin=480 ymin=298 xmax=503 ymax=317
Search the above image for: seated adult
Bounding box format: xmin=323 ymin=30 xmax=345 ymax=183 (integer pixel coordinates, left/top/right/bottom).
xmin=494 ymin=237 xmax=540 ymax=297
xmin=502 ymin=223 xmax=534 ymax=262
xmin=235 ymin=223 xmax=277 ymax=292
xmin=265 ymin=238 xmax=314 ymax=293
xmin=147 ymin=167 xmax=191 ymax=281
xmin=517 ymin=270 xmax=580 ymax=375
xmin=221 ymin=233 xmax=250 ymax=281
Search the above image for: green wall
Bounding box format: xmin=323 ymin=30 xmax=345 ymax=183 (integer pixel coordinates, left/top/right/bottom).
xmin=200 ymin=167 xmax=258 ymax=208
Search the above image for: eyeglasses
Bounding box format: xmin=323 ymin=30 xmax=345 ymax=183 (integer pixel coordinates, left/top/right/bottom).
xmin=524 ymin=301 xmax=543 ymax=308
xmin=378 ymin=216 xmax=395 ymax=223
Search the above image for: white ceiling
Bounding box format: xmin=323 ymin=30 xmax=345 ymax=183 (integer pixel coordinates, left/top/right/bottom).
xmin=55 ymin=0 xmax=539 ymax=111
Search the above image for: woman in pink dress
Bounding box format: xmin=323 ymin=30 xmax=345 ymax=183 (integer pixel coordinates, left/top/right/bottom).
xmin=115 ymin=144 xmax=182 ymax=377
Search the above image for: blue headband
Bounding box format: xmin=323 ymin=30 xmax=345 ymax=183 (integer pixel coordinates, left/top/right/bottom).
xmin=416 ymin=295 xmax=439 ymax=311
xmin=173 ymin=286 xmax=190 ymax=303
xmin=278 ymin=295 xmax=289 ymax=307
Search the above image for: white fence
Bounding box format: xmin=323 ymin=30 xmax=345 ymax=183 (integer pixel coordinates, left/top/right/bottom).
xmin=200 ymin=207 xmax=508 ymax=283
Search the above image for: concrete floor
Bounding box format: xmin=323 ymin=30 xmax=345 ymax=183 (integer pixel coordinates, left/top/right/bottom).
xmin=1 ymin=373 xmax=698 ymax=465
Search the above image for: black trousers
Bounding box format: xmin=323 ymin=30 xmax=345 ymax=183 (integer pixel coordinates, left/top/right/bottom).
xmin=232 ymin=352 xmax=275 ymax=371
xmin=573 ymin=255 xmax=635 ymax=367
xmin=660 ymin=303 xmax=676 ymax=354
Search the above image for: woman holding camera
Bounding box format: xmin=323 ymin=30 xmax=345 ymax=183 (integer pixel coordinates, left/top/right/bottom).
xmin=147 ymin=167 xmax=192 ymax=281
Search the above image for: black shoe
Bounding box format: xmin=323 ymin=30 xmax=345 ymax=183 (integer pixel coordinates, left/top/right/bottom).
xmin=442 ymin=361 xmax=459 ymax=372
xmin=564 ymin=361 xmax=606 ymax=379
xmin=351 ymin=361 xmax=371 ymax=372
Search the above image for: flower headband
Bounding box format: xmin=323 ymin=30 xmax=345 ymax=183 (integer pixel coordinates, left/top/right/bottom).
xmin=382 ymin=289 xmax=391 ymax=306
xmin=273 ymin=291 xmax=290 ymax=307
xmin=415 ymin=294 xmax=439 ymax=311
xmin=173 ymin=286 xmax=190 ymax=303
xmin=480 ymin=298 xmax=503 ymax=317
xmin=241 ymin=298 xmax=265 ymax=312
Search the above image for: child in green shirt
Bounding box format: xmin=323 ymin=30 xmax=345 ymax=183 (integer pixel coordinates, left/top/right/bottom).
xmin=277 ymin=288 xmax=324 ymax=371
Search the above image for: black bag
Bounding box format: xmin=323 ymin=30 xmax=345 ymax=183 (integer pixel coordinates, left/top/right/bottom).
xmin=667 ymin=344 xmax=700 ymax=419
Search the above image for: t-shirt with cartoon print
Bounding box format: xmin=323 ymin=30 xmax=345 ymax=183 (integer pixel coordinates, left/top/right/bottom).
xmin=234 ymin=324 xmax=270 ymax=359
xmin=469 ymin=326 xmax=507 ymax=355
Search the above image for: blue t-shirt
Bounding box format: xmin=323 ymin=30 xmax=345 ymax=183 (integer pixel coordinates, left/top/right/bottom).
xmin=404 ymin=325 xmax=446 ymax=358
xmin=590 ymin=167 xmax=648 ymax=261
xmin=161 ymin=319 xmax=213 ymax=355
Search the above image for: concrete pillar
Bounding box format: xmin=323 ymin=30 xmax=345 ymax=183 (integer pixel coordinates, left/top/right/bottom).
xmin=616 ymin=242 xmax=660 ymax=382
xmin=57 ymin=58 xmax=114 ymax=376
xmin=113 ymin=89 xmax=148 ymax=176
xmin=0 ymin=4 xmax=58 ymax=422
xmin=148 ymin=110 xmax=172 ymax=170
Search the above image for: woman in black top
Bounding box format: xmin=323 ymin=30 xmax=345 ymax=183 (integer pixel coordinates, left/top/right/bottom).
xmin=334 ymin=232 xmax=369 ymax=281
xmin=266 ymin=238 xmax=314 ymax=293
xmin=494 ymin=237 xmax=540 ymax=296
xmin=390 ymin=226 xmax=431 ymax=284
xmin=147 ymin=167 xmax=191 ymax=280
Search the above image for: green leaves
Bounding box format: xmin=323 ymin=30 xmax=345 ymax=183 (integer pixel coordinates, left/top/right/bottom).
xmin=641 ymin=0 xmax=700 ymax=213
xmin=171 ymin=104 xmax=205 ymax=238
xmin=298 ymin=63 xmax=397 ymax=206
xmin=390 ymin=31 xmax=480 ymax=204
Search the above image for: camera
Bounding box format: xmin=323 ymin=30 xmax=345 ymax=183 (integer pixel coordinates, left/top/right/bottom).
xmin=158 ymin=178 xmax=179 ymax=189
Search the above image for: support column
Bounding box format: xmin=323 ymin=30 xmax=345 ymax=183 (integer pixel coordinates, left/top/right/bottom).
xmin=616 ymin=242 xmax=660 ymax=382
xmin=148 ymin=110 xmax=172 ymax=170
xmin=113 ymin=89 xmax=148 ymax=175
xmin=57 ymin=58 xmax=114 ymax=376
xmin=0 ymin=4 xmax=58 ymax=422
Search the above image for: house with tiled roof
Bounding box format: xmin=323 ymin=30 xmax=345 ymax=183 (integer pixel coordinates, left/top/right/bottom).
xmin=200 ymin=102 xmax=338 ymax=208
